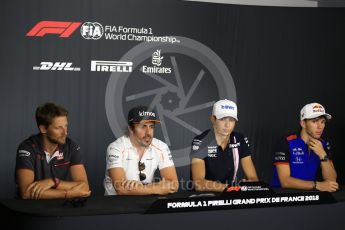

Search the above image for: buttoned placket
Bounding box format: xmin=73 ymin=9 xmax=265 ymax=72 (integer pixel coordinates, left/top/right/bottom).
xmin=128 ymin=139 xmax=152 ymax=183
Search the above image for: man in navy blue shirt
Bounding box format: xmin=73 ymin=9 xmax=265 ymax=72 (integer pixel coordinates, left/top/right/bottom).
xmin=271 ymin=102 xmax=338 ymax=192
xmin=15 ymin=102 xmax=91 ymax=199
xmin=190 ymin=99 xmax=258 ymax=192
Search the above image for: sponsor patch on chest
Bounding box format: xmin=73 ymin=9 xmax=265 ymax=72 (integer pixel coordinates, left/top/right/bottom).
xmin=229 ymin=142 xmax=240 ymax=148
xmin=207 ymin=153 xmax=217 ymax=158
xmin=292 ymin=156 xmax=304 ymax=164
xmin=207 ymin=146 xmax=217 ymax=157
xmin=208 ymin=146 xmax=217 ymax=153
xmin=56 ymin=152 xmax=64 ymax=160
xmin=292 ymin=147 xmax=304 ymax=156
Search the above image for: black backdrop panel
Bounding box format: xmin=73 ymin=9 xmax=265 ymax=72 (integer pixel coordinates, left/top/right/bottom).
xmin=1 ymin=0 xmax=345 ymax=198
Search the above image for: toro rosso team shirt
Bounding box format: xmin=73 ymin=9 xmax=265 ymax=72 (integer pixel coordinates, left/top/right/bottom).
xmin=271 ymin=134 xmax=332 ymax=188
xmin=15 ymin=134 xmax=83 ymax=181
xmin=104 ymin=135 xmax=175 ymax=195
xmin=190 ymin=129 xmax=251 ymax=185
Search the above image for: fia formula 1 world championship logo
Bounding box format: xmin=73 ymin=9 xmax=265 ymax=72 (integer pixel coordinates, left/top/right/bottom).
xmin=26 ymin=21 xmax=103 ymax=39
xmin=105 ymin=36 xmax=237 ymax=167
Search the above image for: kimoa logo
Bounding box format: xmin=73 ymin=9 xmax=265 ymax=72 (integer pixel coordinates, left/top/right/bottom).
xmin=139 ymin=111 xmax=156 ymax=117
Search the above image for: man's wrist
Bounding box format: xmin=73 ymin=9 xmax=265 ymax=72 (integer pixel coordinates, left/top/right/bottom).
xmin=312 ymin=181 xmax=318 ymax=190
xmin=222 ymin=184 xmax=229 ymax=192
xmin=320 ymin=154 xmax=330 ymax=162
xmin=52 ymin=178 xmax=61 ymax=188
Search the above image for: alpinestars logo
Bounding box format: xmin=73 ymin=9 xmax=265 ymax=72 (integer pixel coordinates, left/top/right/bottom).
xmin=26 ymin=21 xmax=81 ymax=38
xmin=33 ymin=62 xmax=81 ymax=71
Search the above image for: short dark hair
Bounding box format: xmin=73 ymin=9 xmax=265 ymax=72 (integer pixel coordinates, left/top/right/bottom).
xmin=124 ymin=124 xmax=136 ymax=137
xmin=35 ymin=102 xmax=68 ymax=128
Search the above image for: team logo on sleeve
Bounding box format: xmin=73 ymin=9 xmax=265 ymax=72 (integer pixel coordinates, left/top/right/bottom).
xmin=192 ymin=139 xmax=202 ymax=151
xmin=167 ymin=151 xmax=173 ymax=161
xmin=192 ymin=139 xmax=202 ymax=145
xmin=192 ymin=145 xmax=199 ymax=151
xmin=18 ymin=150 xmax=31 ymax=157
xmin=274 ymin=152 xmax=286 ymax=161
xmin=244 ymin=137 xmax=250 ymax=147
xmin=109 ymin=154 xmax=120 ymax=163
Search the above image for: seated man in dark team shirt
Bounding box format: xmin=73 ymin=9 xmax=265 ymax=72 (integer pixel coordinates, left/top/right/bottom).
xmin=15 ymin=102 xmax=91 ymax=199
xmin=190 ymin=99 xmax=258 ymax=192
xmin=271 ymin=102 xmax=338 ymax=192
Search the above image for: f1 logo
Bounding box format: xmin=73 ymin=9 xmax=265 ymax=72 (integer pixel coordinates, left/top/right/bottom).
xmin=26 ymin=21 xmax=81 ymax=38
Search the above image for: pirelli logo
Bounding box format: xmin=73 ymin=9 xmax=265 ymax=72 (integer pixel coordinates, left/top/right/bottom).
xmin=91 ymin=60 xmax=133 ymax=72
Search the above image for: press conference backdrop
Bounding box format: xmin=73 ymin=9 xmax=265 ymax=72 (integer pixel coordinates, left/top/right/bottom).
xmin=1 ymin=0 xmax=345 ymax=198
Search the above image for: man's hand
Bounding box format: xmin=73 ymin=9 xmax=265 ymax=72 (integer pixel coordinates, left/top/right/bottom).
xmin=26 ymin=179 xmax=54 ymax=199
xmin=316 ymin=181 xmax=339 ymax=192
xmin=67 ymin=182 xmax=91 ymax=198
xmin=155 ymin=178 xmax=178 ymax=195
xmin=308 ymin=138 xmax=327 ymax=159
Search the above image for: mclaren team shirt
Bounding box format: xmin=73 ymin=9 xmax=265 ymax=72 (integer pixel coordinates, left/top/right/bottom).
xmin=104 ymin=135 xmax=175 ymax=195
xmin=271 ymin=134 xmax=332 ymax=187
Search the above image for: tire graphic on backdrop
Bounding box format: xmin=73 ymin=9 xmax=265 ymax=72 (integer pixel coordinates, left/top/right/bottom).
xmin=105 ymin=36 xmax=236 ymax=167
